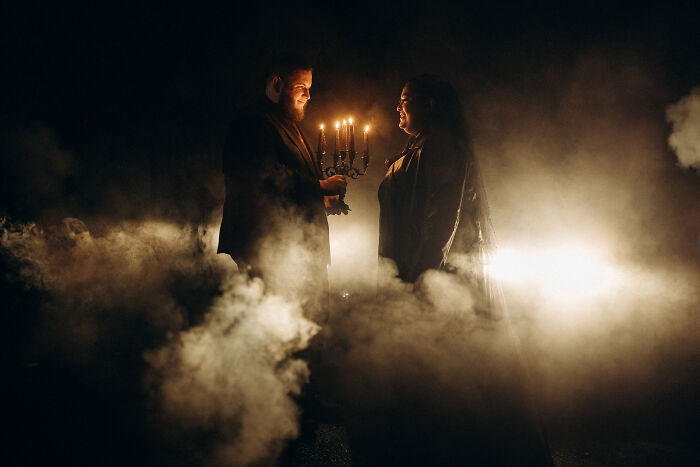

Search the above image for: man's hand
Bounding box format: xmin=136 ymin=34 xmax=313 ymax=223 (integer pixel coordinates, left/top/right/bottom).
xmin=324 ymin=195 xmax=350 ymax=215
xmin=319 ymin=175 xmax=347 ymax=195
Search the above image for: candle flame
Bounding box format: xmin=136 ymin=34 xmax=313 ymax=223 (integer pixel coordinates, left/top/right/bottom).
xmin=349 ymin=117 xmax=353 ymax=124
xmin=343 ymin=119 xmax=347 ymax=125
xmin=364 ymin=125 xmax=370 ymax=132
xmin=320 ymin=124 xmax=324 ymax=129
xmin=335 ymin=121 xmax=340 ymax=129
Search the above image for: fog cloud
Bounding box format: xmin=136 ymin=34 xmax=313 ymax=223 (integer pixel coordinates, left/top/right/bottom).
xmin=667 ymin=87 xmax=700 ymax=169
xmin=1 ymin=217 xmax=319 ymax=465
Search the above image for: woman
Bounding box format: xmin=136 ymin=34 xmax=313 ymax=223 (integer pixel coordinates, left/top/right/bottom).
xmin=372 ymin=75 xmax=553 ymax=466
xmin=378 ymin=74 xmax=492 ymax=291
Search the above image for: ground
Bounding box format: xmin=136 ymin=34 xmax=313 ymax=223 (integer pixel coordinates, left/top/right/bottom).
xmin=287 ymin=423 xmax=699 ymax=466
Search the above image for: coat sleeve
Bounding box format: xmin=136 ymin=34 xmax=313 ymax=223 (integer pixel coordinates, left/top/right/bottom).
xmin=406 ymin=138 xmax=466 ymax=281
xmin=219 ymin=110 xmax=323 ymax=260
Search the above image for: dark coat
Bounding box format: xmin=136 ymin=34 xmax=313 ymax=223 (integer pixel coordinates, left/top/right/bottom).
xmin=218 ymin=98 xmax=329 ymax=271
xmin=378 ymin=128 xmax=480 ymax=283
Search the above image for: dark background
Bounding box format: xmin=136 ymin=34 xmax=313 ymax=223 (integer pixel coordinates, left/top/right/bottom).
xmin=2 ymin=1 xmax=699 ymax=225
xmin=2 ymin=1 xmax=699 ymax=465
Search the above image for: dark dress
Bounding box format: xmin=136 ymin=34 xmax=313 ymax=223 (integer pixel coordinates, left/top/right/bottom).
xmin=378 ymin=128 xmax=480 ymax=283
xmin=372 ymin=128 xmax=554 ymax=466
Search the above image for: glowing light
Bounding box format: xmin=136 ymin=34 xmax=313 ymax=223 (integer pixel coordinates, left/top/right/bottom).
xmin=348 ymin=117 xmax=353 ymax=124
xmin=320 ymin=124 xmax=324 ymax=129
xmin=327 ymin=220 xmax=378 ymax=288
xmin=364 ymin=125 xmax=370 ymax=132
xmin=487 ymin=243 xmax=623 ymax=302
xmin=335 ymin=121 xmax=340 ymax=129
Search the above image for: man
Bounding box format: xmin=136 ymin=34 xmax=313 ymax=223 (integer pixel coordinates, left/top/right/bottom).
xmin=218 ymin=54 xmax=346 ymax=320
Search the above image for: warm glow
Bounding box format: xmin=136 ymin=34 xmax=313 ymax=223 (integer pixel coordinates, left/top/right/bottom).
xmin=364 ymin=125 xmax=370 ymax=132
xmin=487 ymin=243 xmax=623 ymax=302
xmin=349 ymin=117 xmax=353 ymax=124
xmin=343 ymin=119 xmax=347 ymax=125
xmin=327 ymin=219 xmax=378 ymax=289
xmin=320 ymin=124 xmax=324 ymax=129
xmin=335 ymin=121 xmax=340 ymax=129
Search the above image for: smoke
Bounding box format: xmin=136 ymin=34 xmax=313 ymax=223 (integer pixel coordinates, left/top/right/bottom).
xmin=145 ymin=265 xmax=319 ymax=466
xmin=667 ymin=87 xmax=700 ymax=169
xmin=1 ymin=218 xmax=194 ymax=355
xmin=314 ymin=49 xmax=700 ymax=461
xmin=315 ymin=259 xmax=550 ymax=464
xmin=1 ymin=217 xmax=319 ymax=465
xmin=2 ymin=26 xmax=700 ymax=463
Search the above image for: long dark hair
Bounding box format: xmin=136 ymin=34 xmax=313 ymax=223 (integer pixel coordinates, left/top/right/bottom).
xmin=406 ymin=74 xmax=469 ymax=145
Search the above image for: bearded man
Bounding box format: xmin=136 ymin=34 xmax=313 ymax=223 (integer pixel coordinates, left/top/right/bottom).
xmin=218 ymin=54 xmax=346 ymax=321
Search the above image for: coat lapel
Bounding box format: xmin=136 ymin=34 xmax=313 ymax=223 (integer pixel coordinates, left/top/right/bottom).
xmin=297 ymin=128 xmax=322 ymax=178
xmin=264 ymin=111 xmax=319 ymax=178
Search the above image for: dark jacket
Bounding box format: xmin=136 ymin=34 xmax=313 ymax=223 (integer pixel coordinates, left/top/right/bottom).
xmin=218 ymin=97 xmax=329 ymax=271
xmin=378 ymin=128 xmax=480 ymax=282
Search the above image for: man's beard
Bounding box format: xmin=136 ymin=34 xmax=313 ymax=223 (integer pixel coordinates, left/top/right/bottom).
xmin=281 ymin=92 xmax=305 ymax=122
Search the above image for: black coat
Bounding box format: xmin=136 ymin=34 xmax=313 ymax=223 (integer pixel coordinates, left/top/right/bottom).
xmin=218 ymin=98 xmax=329 ymax=271
xmin=378 ymin=128 xmax=480 ymax=282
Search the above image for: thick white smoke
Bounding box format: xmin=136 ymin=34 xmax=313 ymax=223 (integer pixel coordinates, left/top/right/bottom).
xmin=145 ymin=263 xmax=319 ymax=466
xmin=0 ymin=217 xmax=319 ymax=466
xmin=666 ymin=87 xmax=700 ymax=169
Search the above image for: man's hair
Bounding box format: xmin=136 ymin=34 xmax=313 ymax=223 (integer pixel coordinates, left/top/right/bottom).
xmin=264 ymin=53 xmax=313 ymax=85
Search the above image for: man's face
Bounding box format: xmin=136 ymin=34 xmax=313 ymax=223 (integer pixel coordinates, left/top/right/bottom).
xmin=281 ymin=69 xmax=312 ymax=122
xmin=397 ymin=83 xmax=425 ymax=135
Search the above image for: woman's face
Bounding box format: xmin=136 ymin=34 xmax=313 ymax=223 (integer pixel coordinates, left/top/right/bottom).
xmin=397 ymin=83 xmax=426 ymax=136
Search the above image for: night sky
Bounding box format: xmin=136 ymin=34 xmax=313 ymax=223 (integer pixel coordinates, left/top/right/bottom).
xmin=2 ymin=2 xmax=700 ymax=466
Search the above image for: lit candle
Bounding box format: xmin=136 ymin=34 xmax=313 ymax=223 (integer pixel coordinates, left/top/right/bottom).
xmin=363 ymin=124 xmax=370 ymax=169
xmin=317 ymin=124 xmax=326 ymax=154
xmin=342 ymin=120 xmax=348 ymax=154
xmin=363 ymin=125 xmax=369 ymax=155
xmin=334 ymin=121 xmax=340 ymax=156
xmin=348 ymin=117 xmax=355 ymax=154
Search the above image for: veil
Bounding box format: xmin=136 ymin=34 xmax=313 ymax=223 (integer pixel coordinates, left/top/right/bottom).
xmin=442 ymin=133 xmax=553 ymax=463
xmin=388 ymin=74 xmax=552 ymax=463
xmin=439 ymin=137 xmax=508 ymax=319
xmin=400 ymin=74 xmax=508 ymax=319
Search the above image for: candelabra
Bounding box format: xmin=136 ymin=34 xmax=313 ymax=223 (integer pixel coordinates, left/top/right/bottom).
xmin=316 ymin=120 xmax=370 ymax=180
xmin=319 ymin=146 xmax=369 ymax=179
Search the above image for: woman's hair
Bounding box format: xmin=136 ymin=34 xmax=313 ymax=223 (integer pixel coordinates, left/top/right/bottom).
xmin=406 ymin=74 xmax=469 ymax=143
